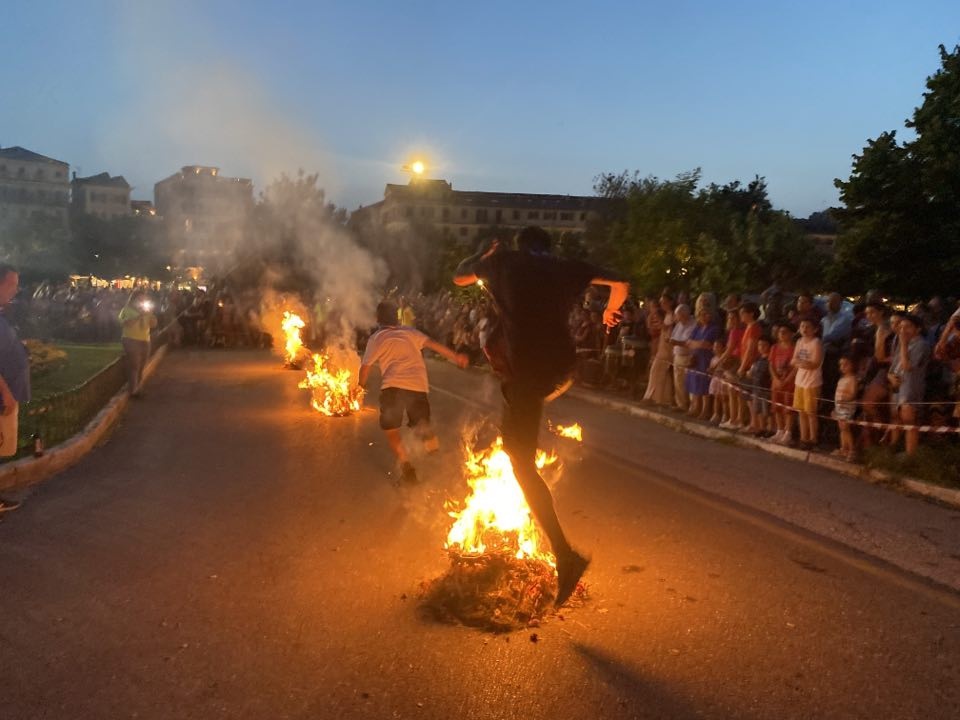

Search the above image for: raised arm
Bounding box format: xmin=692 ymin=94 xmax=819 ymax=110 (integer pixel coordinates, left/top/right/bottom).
xmin=592 ymin=277 xmax=629 ymax=328
xmin=423 ymin=337 xmax=469 ymax=369
xmin=453 ymin=240 xmax=500 ymax=287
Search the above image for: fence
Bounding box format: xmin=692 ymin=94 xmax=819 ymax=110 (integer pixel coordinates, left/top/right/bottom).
xmin=3 ymin=326 xmax=172 ymax=461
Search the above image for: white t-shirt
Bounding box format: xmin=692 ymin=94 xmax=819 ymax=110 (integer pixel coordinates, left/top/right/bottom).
xmin=792 ymin=336 xmax=823 ymax=389
xmin=361 ymin=326 xmax=430 ymax=392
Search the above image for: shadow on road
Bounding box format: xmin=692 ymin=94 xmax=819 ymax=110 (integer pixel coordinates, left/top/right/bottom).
xmin=571 ymin=642 xmax=730 ymax=720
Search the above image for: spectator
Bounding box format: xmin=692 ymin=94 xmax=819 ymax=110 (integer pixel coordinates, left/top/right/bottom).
xmin=118 ymin=290 xmax=157 ymax=398
xmin=686 ymin=307 xmax=720 ymax=420
xmin=791 ymin=317 xmax=824 ymax=450
xmin=748 ymin=335 xmax=772 ymax=436
xmin=0 ymin=264 xmax=29 ymax=512
xmin=669 ymin=304 xmax=696 ymax=411
xmin=820 ymin=291 xmax=853 ymax=402
xmin=860 ymin=303 xmax=895 ymax=446
xmin=708 ymin=338 xmax=731 ymax=424
xmin=833 ymin=354 xmax=858 ymax=461
xmin=718 ymin=308 xmax=745 ymax=429
xmin=888 ymin=314 xmax=930 ymax=455
xmin=723 ymin=302 xmax=761 ymax=430
xmin=643 ymin=294 xmax=675 ymax=407
xmin=398 ymin=296 xmax=417 ymax=327
xmin=769 ymin=321 xmax=797 ymax=445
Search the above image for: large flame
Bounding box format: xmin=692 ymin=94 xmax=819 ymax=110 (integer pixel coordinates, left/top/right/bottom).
xmin=298 ymin=352 xmax=364 ymax=416
xmin=445 ymin=437 xmax=558 ymax=565
xmin=281 ymin=311 xmax=306 ymax=365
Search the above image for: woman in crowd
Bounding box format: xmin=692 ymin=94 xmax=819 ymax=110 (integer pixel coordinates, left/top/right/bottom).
xmin=669 ymin=304 xmax=696 ymax=411
xmin=643 ymin=293 xmax=676 ymax=407
xmin=685 ymin=307 xmax=719 ymax=420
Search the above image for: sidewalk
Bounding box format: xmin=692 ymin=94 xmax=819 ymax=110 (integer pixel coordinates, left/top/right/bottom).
xmin=568 ymin=384 xmax=960 ymax=510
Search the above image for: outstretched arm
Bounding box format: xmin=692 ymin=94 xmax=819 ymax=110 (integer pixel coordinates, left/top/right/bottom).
xmin=591 ymin=277 xmax=630 ymax=328
xmin=358 ymin=364 xmax=372 ymax=389
xmin=453 ymin=240 xmax=500 ymax=287
xmin=423 ymin=338 xmax=470 ymax=369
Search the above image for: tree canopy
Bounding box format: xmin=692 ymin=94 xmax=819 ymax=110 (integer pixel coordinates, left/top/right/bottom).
xmin=832 ymin=44 xmax=960 ymax=298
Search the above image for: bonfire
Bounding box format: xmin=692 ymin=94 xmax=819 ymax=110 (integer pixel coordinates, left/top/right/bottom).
xmin=298 ymin=351 xmax=364 ymax=416
xmin=420 ymin=435 xmax=587 ymax=632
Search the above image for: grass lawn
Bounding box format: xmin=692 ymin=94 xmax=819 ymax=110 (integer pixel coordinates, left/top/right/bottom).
xmin=31 ymin=343 xmax=123 ymax=398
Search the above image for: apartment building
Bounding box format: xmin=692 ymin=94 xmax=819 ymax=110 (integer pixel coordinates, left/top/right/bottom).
xmin=0 ymin=145 xmax=70 ymax=227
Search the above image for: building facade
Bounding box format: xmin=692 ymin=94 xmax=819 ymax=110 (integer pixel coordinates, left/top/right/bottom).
xmin=351 ymin=177 xmax=607 ymax=242
xmin=71 ymin=172 xmax=131 ymax=219
xmin=0 ymin=146 xmax=70 ymax=228
xmin=154 ymin=166 xmax=253 ymax=270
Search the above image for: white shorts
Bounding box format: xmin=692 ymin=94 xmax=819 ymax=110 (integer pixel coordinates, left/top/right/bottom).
xmin=0 ymin=402 xmax=19 ymax=458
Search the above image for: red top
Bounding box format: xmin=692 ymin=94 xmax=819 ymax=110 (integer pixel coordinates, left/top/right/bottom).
xmin=768 ymin=343 xmax=796 ymax=389
xmin=727 ymin=325 xmax=745 ymax=358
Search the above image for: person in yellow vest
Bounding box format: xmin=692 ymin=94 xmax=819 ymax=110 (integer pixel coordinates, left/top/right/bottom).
xmin=398 ymin=296 xmax=416 ymax=327
xmin=118 ymin=290 xmax=157 ymax=397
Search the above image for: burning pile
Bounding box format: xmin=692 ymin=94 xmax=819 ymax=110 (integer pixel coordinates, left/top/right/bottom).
xmin=281 ymin=311 xmax=307 ymax=368
xmin=552 ymin=422 xmax=583 ymax=441
xmin=420 ymin=436 xmax=585 ymax=632
xmin=298 ymin=346 xmax=364 ymax=416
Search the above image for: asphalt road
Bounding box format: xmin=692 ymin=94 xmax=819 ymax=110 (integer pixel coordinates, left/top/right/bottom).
xmin=1 ymin=350 xmax=958 ymax=720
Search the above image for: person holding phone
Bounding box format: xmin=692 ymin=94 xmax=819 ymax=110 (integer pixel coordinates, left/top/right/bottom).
xmin=119 ymin=289 xmax=157 ymax=397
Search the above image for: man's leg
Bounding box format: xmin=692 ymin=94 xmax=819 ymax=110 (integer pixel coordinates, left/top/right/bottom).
xmin=501 ymin=381 xmax=587 ymax=605
xmin=380 ymin=388 xmax=416 ymax=483
xmin=0 ymin=403 xmax=22 ymax=511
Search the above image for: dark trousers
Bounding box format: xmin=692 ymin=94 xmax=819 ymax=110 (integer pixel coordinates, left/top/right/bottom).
xmin=500 ymin=380 xmax=572 ymax=557
xmin=123 ymin=337 xmax=149 ymax=394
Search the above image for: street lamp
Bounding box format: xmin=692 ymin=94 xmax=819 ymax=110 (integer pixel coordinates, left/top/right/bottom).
xmin=402 ymin=160 xmax=427 ymax=176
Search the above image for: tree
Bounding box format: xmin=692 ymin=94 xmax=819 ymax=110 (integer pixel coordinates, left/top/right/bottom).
xmin=833 ymin=44 xmax=960 ymax=297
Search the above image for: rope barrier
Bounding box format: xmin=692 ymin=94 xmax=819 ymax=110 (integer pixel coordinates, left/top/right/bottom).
xmin=641 ymin=355 xmax=960 ymax=435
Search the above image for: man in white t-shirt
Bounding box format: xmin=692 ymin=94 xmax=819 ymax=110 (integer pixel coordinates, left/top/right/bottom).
xmin=359 ymin=300 xmax=469 ymax=484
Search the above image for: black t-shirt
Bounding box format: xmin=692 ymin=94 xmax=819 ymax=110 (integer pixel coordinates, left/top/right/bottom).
xmin=475 ymin=250 xmax=603 ymax=389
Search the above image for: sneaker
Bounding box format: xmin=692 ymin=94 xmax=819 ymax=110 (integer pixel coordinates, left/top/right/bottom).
xmin=0 ymin=498 xmax=21 ymax=513
xmin=555 ymin=549 xmax=590 ymax=608
xmin=400 ymin=462 xmax=419 ymax=484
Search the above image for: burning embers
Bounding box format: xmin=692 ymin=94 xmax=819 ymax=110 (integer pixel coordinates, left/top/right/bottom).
xmin=552 ymin=422 xmax=583 ymax=442
xmin=298 ymin=351 xmax=364 ymax=417
xmin=281 ymin=311 xmax=306 ymax=367
xmin=421 ymin=432 xmax=585 ymax=632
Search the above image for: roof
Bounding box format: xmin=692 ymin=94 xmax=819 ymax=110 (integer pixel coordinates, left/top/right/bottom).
xmin=73 ymin=172 xmax=130 ymax=188
xmin=0 ymin=145 xmax=68 ymax=166
xmin=383 ymin=180 xmax=607 ymax=211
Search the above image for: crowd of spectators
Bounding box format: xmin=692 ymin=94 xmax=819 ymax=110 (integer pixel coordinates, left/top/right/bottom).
xmin=411 ymin=285 xmax=960 ymax=460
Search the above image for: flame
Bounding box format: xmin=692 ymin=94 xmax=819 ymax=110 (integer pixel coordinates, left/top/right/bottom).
xmin=298 ymin=352 xmax=364 ymax=416
xmin=553 ymin=423 xmax=583 ymax=442
xmin=445 ymin=437 xmax=558 ymax=565
xmin=281 ymin=311 xmax=306 ymax=365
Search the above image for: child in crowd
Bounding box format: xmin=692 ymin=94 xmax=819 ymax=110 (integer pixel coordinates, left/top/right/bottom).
xmin=769 ymin=322 xmax=797 ymax=445
xmin=708 ymin=338 xmax=731 ymax=424
xmin=833 ymin=354 xmax=858 ymax=461
xmin=791 ymin=318 xmax=824 ymax=450
xmin=749 ymin=336 xmax=772 ymax=436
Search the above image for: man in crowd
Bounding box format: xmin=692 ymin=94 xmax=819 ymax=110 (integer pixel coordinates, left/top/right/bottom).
xmin=0 ymin=264 xmax=30 ymax=512
xmin=359 ymin=300 xmax=469 ymax=485
xmin=454 ymin=226 xmax=629 ymax=607
xmin=118 ymin=290 xmax=157 ymax=398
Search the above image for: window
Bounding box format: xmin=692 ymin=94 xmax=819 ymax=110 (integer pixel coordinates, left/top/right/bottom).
xmin=528 ymin=210 xmax=539 ymax=220
xmin=543 ymin=211 xmax=556 ymax=220
xmin=405 ymin=206 xmax=413 ymax=218
xmin=0 ymin=164 xmax=6 ymax=175
xmin=495 ymin=209 xmax=502 ymax=222
xmin=442 ymin=207 xmax=450 ymax=221
xmin=560 ymin=212 xmax=573 ymax=221
xmin=476 ymin=209 xmax=488 ymax=223
xmin=459 ymin=227 xmax=468 ymax=237
xmin=460 ymin=208 xmax=468 ymax=220
xmin=420 ymin=206 xmax=433 ymax=218
xmin=580 ymin=212 xmax=587 ymax=221
xmin=513 ymin=210 xmax=521 ymax=220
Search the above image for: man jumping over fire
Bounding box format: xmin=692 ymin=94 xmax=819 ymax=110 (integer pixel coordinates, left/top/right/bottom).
xmin=454 ymin=226 xmax=629 ymax=607
xmin=359 ymin=300 xmax=470 ymax=485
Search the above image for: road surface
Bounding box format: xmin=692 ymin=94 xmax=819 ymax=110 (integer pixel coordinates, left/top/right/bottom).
xmin=1 ymin=350 xmax=957 ymax=719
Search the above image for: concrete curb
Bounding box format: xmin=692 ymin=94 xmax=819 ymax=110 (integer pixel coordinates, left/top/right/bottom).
xmin=0 ymin=345 xmax=169 ymax=493
xmin=568 ymin=387 xmax=960 ymax=510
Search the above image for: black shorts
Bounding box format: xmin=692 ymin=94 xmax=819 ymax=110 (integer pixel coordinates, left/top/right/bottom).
xmin=379 ymin=387 xmax=431 ymax=430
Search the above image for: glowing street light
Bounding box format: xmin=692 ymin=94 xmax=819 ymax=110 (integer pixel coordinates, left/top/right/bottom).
xmin=403 ymin=160 xmax=427 ymax=176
